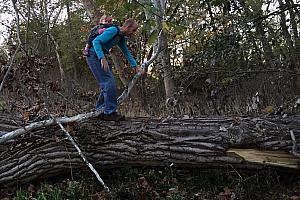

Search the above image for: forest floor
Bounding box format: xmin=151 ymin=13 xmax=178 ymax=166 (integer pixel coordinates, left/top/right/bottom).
xmin=1 ymin=98 xmax=300 ymax=199
xmin=0 ymin=74 xmax=299 ymax=200
xmin=0 ymin=166 xmax=300 ymax=200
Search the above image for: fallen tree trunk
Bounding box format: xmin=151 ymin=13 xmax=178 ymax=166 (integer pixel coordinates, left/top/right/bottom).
xmin=0 ymin=113 xmax=299 ymax=186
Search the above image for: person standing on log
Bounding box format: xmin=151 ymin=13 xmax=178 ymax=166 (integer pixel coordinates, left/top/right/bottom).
xmin=83 ymin=15 xmax=113 ymax=57
xmin=86 ymin=18 xmax=143 ymax=121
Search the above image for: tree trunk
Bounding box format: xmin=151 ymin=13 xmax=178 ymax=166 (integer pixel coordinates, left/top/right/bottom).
xmin=161 ymin=32 xmax=175 ymax=99
xmin=48 ymin=33 xmax=65 ymax=83
xmin=24 ymin=0 xmax=31 ymax=53
xmin=110 ymin=47 xmax=128 ymax=86
xmin=0 ymin=113 xmax=299 ymax=186
xmin=152 ymin=0 xmax=176 ymax=101
xmin=255 ymin=19 xmax=276 ymax=68
xmin=244 ymin=2 xmax=276 ymax=68
xmin=286 ymin=0 xmax=300 ymax=68
xmin=78 ymin=0 xmax=98 ymax=20
xmin=66 ymin=0 xmax=77 ymax=79
xmin=278 ymin=0 xmax=296 ymax=68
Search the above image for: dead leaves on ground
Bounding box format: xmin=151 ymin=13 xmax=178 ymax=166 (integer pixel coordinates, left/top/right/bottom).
xmin=218 ymin=187 xmax=235 ymax=200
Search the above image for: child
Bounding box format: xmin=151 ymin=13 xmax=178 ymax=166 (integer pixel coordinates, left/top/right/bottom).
xmin=83 ymin=15 xmax=113 ymax=56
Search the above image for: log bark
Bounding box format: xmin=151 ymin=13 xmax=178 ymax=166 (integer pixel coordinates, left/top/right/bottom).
xmin=0 ymin=113 xmax=299 ymax=186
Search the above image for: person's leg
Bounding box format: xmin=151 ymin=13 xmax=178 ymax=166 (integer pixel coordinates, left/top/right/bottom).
xmin=86 ymin=51 xmax=117 ymax=114
xmin=86 ymin=52 xmax=105 ymax=110
xmin=103 ymin=73 xmax=117 ymax=114
xmin=95 ymin=89 xmax=104 ymax=110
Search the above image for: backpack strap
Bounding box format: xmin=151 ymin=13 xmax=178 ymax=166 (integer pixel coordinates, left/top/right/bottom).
xmin=89 ymin=25 xmax=101 ymax=38
xmin=100 ymin=25 xmax=122 ymax=54
xmin=103 ymin=24 xmax=121 ymax=42
xmin=99 ymin=24 xmax=122 ymax=50
xmin=87 ymin=24 xmax=120 ymax=45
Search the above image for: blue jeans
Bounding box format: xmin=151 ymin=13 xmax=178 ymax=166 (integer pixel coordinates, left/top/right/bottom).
xmin=86 ymin=50 xmax=117 ymax=115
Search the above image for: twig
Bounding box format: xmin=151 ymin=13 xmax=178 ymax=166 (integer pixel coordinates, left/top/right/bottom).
xmin=54 ymin=117 xmax=111 ymax=195
xmin=0 ymin=111 xmax=97 ymax=144
xmin=250 ymin=4 xmax=300 ymax=23
xmin=30 ymin=3 xmax=65 ymax=82
xmin=290 ymin=130 xmax=300 ymax=159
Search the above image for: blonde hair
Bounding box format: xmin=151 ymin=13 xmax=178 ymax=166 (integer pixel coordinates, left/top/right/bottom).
xmin=99 ymin=15 xmax=113 ymax=23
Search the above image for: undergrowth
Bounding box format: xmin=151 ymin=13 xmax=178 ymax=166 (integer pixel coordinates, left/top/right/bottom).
xmin=1 ymin=166 xmax=299 ymax=200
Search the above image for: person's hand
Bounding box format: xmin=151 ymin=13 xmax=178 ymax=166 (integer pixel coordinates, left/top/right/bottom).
xmin=135 ymin=66 xmax=145 ymax=75
xmin=101 ymin=57 xmax=109 ymax=71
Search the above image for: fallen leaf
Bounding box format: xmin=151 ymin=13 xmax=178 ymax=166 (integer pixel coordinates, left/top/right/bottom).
xmin=262 ymin=106 xmax=273 ymax=113
xmin=223 ymin=187 xmax=233 ymax=195
xmin=137 ymin=177 xmax=150 ymax=190
xmin=27 ymin=184 xmax=37 ymax=193
xmin=22 ymin=111 xmax=30 ymax=124
xmin=218 ymin=187 xmax=234 ymax=200
xmin=66 ymin=122 xmax=77 ymax=132
xmin=232 ymin=117 xmax=241 ymax=125
xmin=290 ymin=195 xmax=300 ymax=200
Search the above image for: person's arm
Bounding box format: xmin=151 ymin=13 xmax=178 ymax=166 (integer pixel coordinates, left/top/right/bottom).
xmin=117 ymin=37 xmax=137 ymax=68
xmin=92 ymin=27 xmax=118 ymax=59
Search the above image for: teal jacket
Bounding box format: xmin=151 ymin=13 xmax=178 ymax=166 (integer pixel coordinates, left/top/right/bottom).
xmin=91 ymin=26 xmax=137 ymax=68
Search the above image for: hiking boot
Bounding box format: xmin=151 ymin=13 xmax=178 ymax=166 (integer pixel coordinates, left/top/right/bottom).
xmin=98 ymin=112 xmax=125 ymax=121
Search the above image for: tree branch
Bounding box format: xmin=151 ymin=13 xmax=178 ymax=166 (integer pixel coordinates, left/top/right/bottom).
xmin=290 ymin=130 xmax=300 ymax=159
xmin=55 ymin=118 xmax=111 ymax=195
xmin=30 ymin=6 xmax=65 ymax=82
xmin=117 ymin=30 xmax=163 ymax=103
xmin=0 ymin=0 xmax=22 ymax=95
xmin=0 ymin=111 xmax=97 ymax=144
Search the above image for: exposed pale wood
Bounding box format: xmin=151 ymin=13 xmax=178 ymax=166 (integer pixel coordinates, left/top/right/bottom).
xmin=228 ymin=148 xmax=300 ymax=168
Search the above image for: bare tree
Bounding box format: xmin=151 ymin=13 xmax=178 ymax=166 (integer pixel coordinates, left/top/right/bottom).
xmin=17 ymin=0 xmax=66 ymax=82
xmin=151 ymin=0 xmax=176 ymax=107
xmin=278 ymin=0 xmax=297 ymax=68
xmin=78 ymin=0 xmax=98 ymax=20
xmin=0 ymin=0 xmax=22 ymax=94
xmin=285 ymin=0 xmax=300 ymax=68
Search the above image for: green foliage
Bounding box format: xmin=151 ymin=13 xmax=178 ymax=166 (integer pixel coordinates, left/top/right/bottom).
xmin=148 ymin=30 xmax=159 ymax=45
xmin=65 ymin=181 xmax=87 ymax=200
xmin=52 ymin=11 xmax=87 ymax=71
xmin=14 ymin=189 xmax=30 ymax=200
xmin=1 ymin=0 xmax=297 ymax=75
xmin=11 ymin=180 xmax=88 ymax=200
xmin=167 ymin=193 xmax=184 ymax=200
xmin=246 ymin=0 xmax=264 ymax=12
xmin=33 ymin=184 xmax=62 ymax=200
xmin=1 ymin=0 xmax=298 ymax=116
xmin=8 ymin=167 xmax=300 ymax=200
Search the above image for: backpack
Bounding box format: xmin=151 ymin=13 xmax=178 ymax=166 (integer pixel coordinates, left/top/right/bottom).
xmin=87 ymin=24 xmax=120 ymax=47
